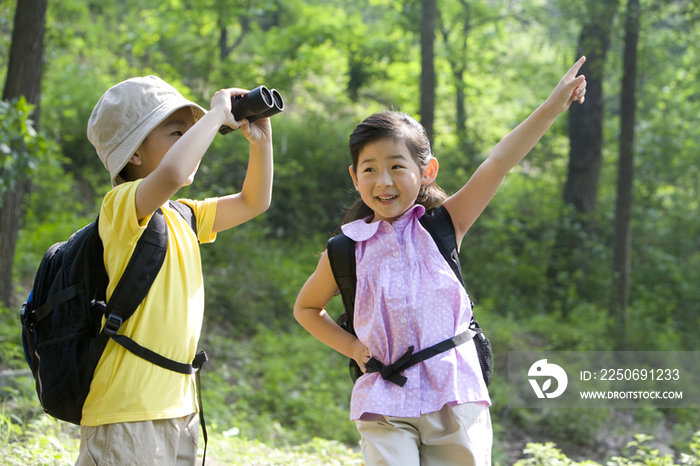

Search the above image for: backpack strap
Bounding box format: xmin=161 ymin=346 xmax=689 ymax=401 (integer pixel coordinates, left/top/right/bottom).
xmin=92 ymin=208 xmax=204 ymax=375
xmin=421 ymin=206 xmax=485 ymax=321
xmin=102 ymin=209 xmax=168 ymax=322
xmin=365 ymin=329 xmax=474 ymax=387
xmin=419 ymin=205 xmax=466 ymax=289
xmin=327 ymin=232 xmax=357 ymax=335
xmin=419 ymin=206 xmax=492 ymax=385
xmin=168 ymin=200 xmax=198 ymax=238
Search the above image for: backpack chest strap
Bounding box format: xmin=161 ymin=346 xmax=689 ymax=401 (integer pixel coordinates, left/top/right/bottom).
xmin=365 ymin=329 xmax=475 ymax=387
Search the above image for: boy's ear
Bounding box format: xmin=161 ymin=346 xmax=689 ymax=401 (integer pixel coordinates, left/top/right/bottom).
xmin=422 ymin=157 xmax=439 ymax=185
xmin=349 ymin=165 xmax=359 ymax=190
xmin=128 ymin=153 xmax=143 ymax=166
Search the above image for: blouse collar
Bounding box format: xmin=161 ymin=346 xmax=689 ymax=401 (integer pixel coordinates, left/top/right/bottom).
xmin=341 ymin=204 xmax=426 ymax=242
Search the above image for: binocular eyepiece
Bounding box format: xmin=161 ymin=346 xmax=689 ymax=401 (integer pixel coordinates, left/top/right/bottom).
xmin=218 ymin=85 xmax=285 ymax=134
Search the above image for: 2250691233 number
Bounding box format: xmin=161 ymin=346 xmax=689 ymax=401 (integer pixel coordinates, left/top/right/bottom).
xmin=600 ymin=368 xmax=680 ymax=381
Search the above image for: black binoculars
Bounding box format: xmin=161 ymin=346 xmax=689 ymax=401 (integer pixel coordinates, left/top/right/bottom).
xmin=218 ymin=85 xmax=284 ymax=134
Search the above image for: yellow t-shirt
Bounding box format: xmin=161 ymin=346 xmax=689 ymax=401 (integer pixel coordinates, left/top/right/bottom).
xmin=81 ymin=180 xmax=217 ymax=426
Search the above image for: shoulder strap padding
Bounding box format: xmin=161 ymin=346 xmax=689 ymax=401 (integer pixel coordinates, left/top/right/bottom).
xmin=327 ymin=232 xmax=357 ymax=335
xmin=104 ymin=209 xmax=168 ymax=319
xmin=418 ymin=205 xmax=466 ymax=289
xmin=168 ymin=200 xmax=198 ymax=237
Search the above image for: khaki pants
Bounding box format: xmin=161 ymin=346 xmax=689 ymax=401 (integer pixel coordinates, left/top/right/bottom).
xmin=75 ymin=413 xmax=199 ymax=466
xmin=356 ymin=402 xmax=492 ymax=466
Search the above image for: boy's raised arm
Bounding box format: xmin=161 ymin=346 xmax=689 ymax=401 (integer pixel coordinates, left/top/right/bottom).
xmin=443 ymin=57 xmax=587 ymax=245
xmin=211 ymin=117 xmax=273 ymax=233
xmin=135 ymin=89 xmax=243 ymax=219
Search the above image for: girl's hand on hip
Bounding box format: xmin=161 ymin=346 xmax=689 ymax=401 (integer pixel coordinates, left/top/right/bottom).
xmin=351 ymin=339 xmax=371 ymax=374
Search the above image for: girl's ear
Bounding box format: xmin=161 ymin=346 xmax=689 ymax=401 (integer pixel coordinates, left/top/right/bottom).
xmin=349 ymin=165 xmax=359 ymax=190
xmin=421 ymin=157 xmax=439 ymax=185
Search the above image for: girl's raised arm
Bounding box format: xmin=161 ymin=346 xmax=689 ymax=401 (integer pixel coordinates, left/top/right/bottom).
xmin=443 ymin=57 xmax=587 ymax=246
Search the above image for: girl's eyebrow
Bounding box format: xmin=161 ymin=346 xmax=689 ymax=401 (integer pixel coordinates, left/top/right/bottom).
xmin=359 ymin=154 xmax=407 ymax=166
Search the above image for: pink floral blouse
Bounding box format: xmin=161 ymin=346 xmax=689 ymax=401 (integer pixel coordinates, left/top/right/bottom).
xmin=341 ymin=205 xmax=491 ymax=421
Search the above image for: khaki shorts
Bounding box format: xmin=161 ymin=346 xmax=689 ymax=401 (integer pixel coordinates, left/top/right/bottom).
xmin=356 ymin=402 xmax=492 ymax=466
xmin=75 ymin=413 xmax=199 ymax=466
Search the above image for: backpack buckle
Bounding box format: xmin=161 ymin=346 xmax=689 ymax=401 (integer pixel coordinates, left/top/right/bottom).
xmin=192 ymin=350 xmax=208 ymax=370
xmin=104 ymin=314 xmax=123 ymax=336
xmin=21 ymin=302 xmax=36 ymax=327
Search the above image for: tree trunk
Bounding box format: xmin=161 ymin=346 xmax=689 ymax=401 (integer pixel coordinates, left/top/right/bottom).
xmin=438 ymin=0 xmax=471 ymax=160
xmin=455 ymin=68 xmax=467 ymax=144
xmin=454 ymin=0 xmax=470 ymax=151
xmin=420 ymin=0 xmax=437 ymax=145
xmin=547 ymin=0 xmax=619 ymax=315
xmin=611 ymin=0 xmax=640 ymax=350
xmin=564 ymin=0 xmax=619 ymax=215
xmin=0 ymin=0 xmax=48 ymax=308
xmin=439 ymin=34 xmax=468 ymax=156
xmin=2 ymin=0 xmax=46 ymax=110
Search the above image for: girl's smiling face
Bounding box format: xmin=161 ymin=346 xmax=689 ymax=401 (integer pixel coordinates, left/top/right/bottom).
xmin=350 ymin=138 xmax=437 ymax=223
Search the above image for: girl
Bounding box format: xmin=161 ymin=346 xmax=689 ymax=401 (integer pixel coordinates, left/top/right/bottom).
xmin=294 ymin=57 xmax=587 ymax=466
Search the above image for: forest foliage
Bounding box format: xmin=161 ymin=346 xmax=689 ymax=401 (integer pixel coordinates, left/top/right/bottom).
xmin=2 ymin=0 xmax=700 ymax=464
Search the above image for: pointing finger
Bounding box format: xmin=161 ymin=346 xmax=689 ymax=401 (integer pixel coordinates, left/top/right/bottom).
xmin=567 ymin=56 xmax=586 ymax=79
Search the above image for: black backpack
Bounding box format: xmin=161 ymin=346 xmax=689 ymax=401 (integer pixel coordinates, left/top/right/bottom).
xmin=326 ymin=205 xmax=493 ymax=387
xmin=20 ymin=201 xmax=207 ymax=425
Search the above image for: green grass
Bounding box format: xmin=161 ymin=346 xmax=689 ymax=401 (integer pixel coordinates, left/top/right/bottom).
xmin=205 ymin=437 xmax=363 ymax=465
xmin=4 ymin=307 xmax=700 ymax=465
xmin=0 ymin=408 xmax=365 ymax=466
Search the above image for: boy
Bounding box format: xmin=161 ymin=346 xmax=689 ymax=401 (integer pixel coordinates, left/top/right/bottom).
xmin=77 ymin=76 xmax=273 ymax=465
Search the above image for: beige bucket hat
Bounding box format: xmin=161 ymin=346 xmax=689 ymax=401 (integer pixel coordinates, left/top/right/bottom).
xmin=87 ymin=76 xmax=207 ymax=187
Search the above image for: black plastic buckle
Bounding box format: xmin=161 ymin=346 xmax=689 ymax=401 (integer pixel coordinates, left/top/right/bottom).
xmin=21 ymin=303 xmax=36 ymax=327
xmin=192 ymin=350 xmax=208 ymax=370
xmin=104 ymin=314 xmax=123 ymax=336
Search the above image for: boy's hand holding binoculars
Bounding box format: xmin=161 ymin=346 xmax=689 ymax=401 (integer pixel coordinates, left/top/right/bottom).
xmin=217 ymin=85 xmax=285 ymax=135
